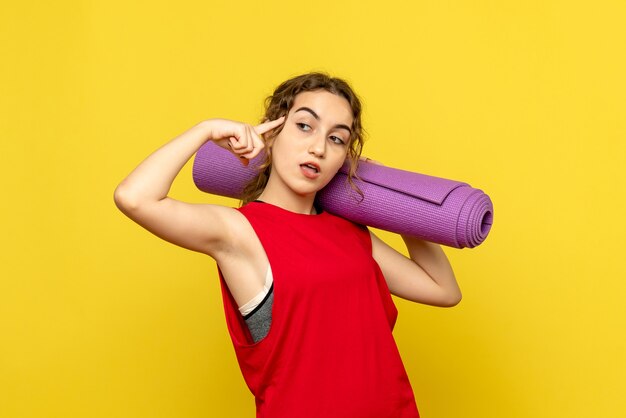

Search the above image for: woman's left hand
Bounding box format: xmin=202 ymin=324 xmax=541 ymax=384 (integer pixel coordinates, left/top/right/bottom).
xmin=359 ymin=156 xmax=384 ymax=166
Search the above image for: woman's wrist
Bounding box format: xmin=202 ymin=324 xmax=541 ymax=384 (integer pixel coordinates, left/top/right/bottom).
xmin=195 ymin=119 xmax=217 ymax=143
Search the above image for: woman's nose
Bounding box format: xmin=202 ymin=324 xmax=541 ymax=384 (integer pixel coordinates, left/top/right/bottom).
xmin=308 ymin=133 xmax=326 ymax=157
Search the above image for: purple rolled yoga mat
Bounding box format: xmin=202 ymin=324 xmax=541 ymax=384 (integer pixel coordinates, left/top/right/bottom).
xmin=192 ymin=141 xmax=493 ymax=248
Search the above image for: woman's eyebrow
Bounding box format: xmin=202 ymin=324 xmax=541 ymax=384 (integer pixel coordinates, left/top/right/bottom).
xmin=294 ymin=107 xmax=352 ymax=134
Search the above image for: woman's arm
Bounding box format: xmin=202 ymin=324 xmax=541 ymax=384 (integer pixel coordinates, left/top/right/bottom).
xmin=370 ymin=231 xmax=462 ymax=307
xmin=113 ymin=117 xmax=284 ymax=256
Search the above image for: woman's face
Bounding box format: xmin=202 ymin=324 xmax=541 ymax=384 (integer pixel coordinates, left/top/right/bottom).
xmin=268 ymin=90 xmax=354 ymax=197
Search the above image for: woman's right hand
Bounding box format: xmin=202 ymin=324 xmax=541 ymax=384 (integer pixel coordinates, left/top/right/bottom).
xmin=207 ymin=116 xmax=286 ymax=166
xmin=114 ymin=115 xmax=285 ymax=258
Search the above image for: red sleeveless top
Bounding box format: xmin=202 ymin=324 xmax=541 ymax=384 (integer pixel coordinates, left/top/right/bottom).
xmin=217 ymin=201 xmax=420 ymax=418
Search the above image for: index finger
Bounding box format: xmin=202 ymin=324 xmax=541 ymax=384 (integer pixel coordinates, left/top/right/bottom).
xmin=254 ymin=115 xmax=286 ymax=135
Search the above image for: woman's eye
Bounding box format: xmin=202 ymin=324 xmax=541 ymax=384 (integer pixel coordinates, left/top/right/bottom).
xmin=296 ymin=122 xmax=311 ymax=131
xmin=330 ymin=135 xmax=346 ymax=145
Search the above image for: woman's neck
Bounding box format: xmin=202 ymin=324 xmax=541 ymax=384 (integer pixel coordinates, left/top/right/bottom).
xmin=256 ymin=189 xmax=317 ymax=215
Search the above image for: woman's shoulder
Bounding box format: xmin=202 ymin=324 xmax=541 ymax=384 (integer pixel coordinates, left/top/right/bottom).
xmin=324 ymin=209 xmax=367 ymax=230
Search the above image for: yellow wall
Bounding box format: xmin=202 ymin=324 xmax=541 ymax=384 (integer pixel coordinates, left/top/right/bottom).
xmin=1 ymin=1 xmax=624 ymax=417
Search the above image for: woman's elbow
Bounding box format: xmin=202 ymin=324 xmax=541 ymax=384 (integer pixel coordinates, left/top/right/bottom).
xmin=113 ymin=183 xmax=140 ymax=214
xmin=440 ymin=289 xmax=462 ymax=307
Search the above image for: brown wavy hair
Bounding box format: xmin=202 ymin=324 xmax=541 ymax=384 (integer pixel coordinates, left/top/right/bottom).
xmin=240 ymin=72 xmax=365 ymax=205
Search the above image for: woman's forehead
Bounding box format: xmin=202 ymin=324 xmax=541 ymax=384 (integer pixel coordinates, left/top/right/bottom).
xmin=290 ymin=91 xmax=353 ymax=125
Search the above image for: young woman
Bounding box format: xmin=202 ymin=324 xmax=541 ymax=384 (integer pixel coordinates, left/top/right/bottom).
xmin=114 ymin=72 xmax=461 ymax=418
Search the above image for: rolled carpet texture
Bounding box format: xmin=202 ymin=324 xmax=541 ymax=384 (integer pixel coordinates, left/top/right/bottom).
xmin=192 ymin=141 xmax=493 ymax=248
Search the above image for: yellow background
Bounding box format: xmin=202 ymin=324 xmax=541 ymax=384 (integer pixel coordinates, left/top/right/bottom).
xmin=1 ymin=1 xmax=624 ymax=417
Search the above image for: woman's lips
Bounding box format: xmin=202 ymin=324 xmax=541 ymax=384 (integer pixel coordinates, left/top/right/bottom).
xmin=300 ymin=163 xmax=321 ymax=179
